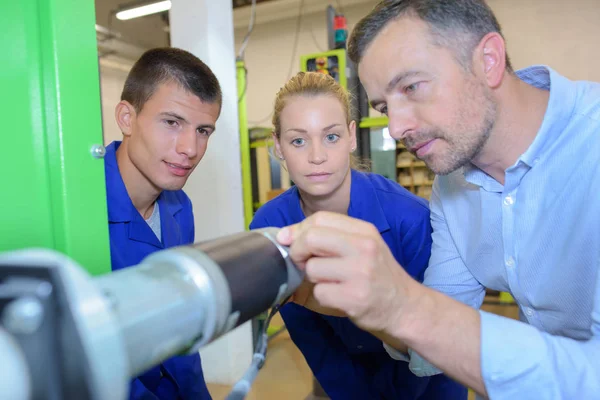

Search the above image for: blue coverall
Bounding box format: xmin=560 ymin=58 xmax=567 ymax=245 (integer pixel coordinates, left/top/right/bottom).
xmin=105 ymin=141 xmax=212 ymax=400
xmin=250 ymin=169 xmax=467 ymax=400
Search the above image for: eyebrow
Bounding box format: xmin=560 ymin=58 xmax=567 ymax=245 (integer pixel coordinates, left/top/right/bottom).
xmin=160 ymin=111 xmax=187 ymax=122
xmin=369 ymin=70 xmax=422 ymax=109
xmin=284 ymin=123 xmax=342 ymax=134
xmin=160 ymin=111 xmax=215 ymax=132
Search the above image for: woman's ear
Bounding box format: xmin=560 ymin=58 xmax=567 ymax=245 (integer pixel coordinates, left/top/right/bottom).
xmin=272 ymin=131 xmax=284 ymax=160
xmin=349 ymin=120 xmax=357 ymax=152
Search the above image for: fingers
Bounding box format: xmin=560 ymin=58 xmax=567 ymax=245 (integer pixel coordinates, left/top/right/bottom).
xmin=276 ymin=211 xmax=377 ymax=245
xmin=311 ymin=282 xmax=348 ymax=313
xmin=304 ymin=257 xmax=355 ymax=284
xmin=286 ymin=226 xmax=370 ymax=269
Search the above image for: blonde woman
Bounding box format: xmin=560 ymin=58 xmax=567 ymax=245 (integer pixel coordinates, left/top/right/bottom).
xmin=250 ymin=72 xmax=466 ymax=400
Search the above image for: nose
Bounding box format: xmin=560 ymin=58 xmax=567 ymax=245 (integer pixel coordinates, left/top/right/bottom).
xmin=308 ymin=141 xmax=327 ymax=165
xmin=176 ymin=128 xmax=198 ymax=159
xmin=387 ymin=106 xmax=418 ymax=141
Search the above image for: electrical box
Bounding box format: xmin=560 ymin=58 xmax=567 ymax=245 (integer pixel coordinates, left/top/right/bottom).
xmin=300 ymin=49 xmax=348 ymax=89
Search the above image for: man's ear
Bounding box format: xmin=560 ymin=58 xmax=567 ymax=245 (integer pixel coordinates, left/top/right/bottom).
xmin=476 ymin=32 xmax=507 ymax=89
xmin=272 ymin=131 xmax=284 ymax=160
xmin=348 ymin=120 xmax=357 ymax=152
xmin=115 ymin=100 xmax=136 ymax=137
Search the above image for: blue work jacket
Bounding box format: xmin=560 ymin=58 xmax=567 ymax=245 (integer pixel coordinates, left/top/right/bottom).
xmin=105 ymin=141 xmax=212 ymax=400
xmin=250 ymin=169 xmax=467 ymax=400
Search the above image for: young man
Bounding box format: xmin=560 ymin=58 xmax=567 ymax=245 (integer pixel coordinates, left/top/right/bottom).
xmin=277 ymin=0 xmax=600 ymax=398
xmin=105 ymin=47 xmax=221 ymax=400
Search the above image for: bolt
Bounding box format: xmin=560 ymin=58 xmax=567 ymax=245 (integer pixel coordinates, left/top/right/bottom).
xmin=90 ymin=144 xmax=106 ymax=159
xmin=2 ymin=297 xmax=44 ymax=335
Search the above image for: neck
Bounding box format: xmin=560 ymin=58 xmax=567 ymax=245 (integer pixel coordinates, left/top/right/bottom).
xmin=472 ymin=74 xmax=550 ymax=184
xmin=116 ymin=140 xmax=161 ymax=219
xmin=300 ymin=169 xmax=352 ymax=218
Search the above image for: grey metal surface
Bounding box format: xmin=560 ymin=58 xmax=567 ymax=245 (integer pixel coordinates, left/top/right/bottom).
xmin=258 ymin=227 xmax=304 ymax=303
xmin=0 ymin=249 xmax=128 ymax=400
xmin=0 ymin=326 xmax=31 ymax=400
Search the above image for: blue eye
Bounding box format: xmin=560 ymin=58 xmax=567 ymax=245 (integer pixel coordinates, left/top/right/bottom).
xmin=291 ymin=138 xmax=305 ymax=147
xmin=325 ymin=134 xmax=340 ymax=143
xmin=405 ymin=82 xmax=420 ymax=94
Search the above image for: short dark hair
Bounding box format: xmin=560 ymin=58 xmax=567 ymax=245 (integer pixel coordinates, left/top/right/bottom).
xmin=121 ymin=47 xmax=222 ymax=112
xmin=348 ymin=0 xmax=513 ymax=72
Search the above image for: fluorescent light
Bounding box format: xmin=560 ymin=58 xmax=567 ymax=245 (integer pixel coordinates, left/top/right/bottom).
xmin=116 ymin=1 xmax=172 ymax=20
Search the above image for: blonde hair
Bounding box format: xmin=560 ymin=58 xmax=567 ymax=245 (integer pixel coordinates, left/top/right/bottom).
xmin=272 ymin=72 xmax=370 ymax=171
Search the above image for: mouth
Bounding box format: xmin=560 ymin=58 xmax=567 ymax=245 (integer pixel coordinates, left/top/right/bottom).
xmin=409 ymin=139 xmax=436 ymax=158
xmin=305 ymin=172 xmax=332 ymax=182
xmin=164 ymin=161 xmax=193 ymax=177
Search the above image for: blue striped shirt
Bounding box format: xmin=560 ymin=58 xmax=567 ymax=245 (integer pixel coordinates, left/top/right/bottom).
xmin=395 ymin=66 xmax=600 ymax=398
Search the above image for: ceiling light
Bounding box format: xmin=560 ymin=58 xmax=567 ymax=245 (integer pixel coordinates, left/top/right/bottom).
xmin=116 ymin=0 xmax=171 ymax=20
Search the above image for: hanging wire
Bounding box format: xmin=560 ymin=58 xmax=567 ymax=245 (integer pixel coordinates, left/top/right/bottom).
xmin=237 ymin=0 xmax=258 ymax=61
xmin=248 ymin=0 xmax=306 ymax=126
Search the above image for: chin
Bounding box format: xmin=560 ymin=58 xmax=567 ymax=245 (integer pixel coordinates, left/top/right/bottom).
xmin=425 ymin=156 xmax=467 ymax=176
xmin=159 ymin=179 xmax=187 ymax=192
xmin=298 ymin=181 xmax=337 ymax=198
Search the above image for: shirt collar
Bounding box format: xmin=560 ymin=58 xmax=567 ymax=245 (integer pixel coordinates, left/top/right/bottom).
xmin=464 ymin=65 xmax=577 ymax=190
xmin=286 ymin=170 xmax=390 ymax=233
xmin=516 ymin=65 xmax=577 ymax=167
xmin=104 ymin=141 xmax=181 ymax=223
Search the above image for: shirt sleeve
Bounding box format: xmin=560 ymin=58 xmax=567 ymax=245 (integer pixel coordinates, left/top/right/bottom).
xmin=479 ymin=265 xmax=600 ymax=398
xmin=398 ymin=206 xmax=433 ymax=283
xmin=249 ymin=210 xmax=272 ymax=231
xmin=422 ymin=179 xmax=486 ymax=308
xmin=384 ymin=179 xmax=486 ymax=376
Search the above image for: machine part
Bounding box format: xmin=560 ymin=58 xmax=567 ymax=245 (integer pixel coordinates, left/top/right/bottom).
xmin=2 ymin=296 xmax=45 ymax=335
xmin=90 ymin=144 xmax=106 ymax=159
xmin=226 ymin=295 xmax=289 ymax=400
xmin=95 ymin=227 xmax=304 ymax=378
xmin=0 ymin=327 xmax=31 ymax=400
xmin=0 ymin=249 xmax=129 ymax=400
xmin=0 ymin=228 xmax=303 ymax=399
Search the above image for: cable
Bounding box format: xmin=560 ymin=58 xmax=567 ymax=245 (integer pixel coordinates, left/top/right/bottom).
xmin=309 ymin=22 xmax=325 ymax=53
xmin=248 ymin=0 xmax=305 ymax=126
xmin=225 ymin=298 xmax=291 ymax=400
xmin=237 ymin=0 xmax=257 ymax=61
xmin=236 ymin=0 xmax=256 ymax=104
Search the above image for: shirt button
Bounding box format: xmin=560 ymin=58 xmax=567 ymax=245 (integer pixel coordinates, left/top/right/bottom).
xmin=525 ymin=307 xmax=534 ymax=317
xmin=506 ymin=257 xmax=515 ymax=268
xmin=503 ymin=195 xmax=514 ymax=206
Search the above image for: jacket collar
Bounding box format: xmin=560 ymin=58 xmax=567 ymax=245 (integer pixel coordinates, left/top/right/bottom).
xmin=105 ymin=141 xmax=183 ymax=248
xmin=286 ymin=169 xmax=390 ymax=233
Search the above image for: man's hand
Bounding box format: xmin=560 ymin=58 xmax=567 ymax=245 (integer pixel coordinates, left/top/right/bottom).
xmin=277 ymin=211 xmax=420 ymax=336
xmin=291 ymin=280 xmax=346 ymax=317
xmin=278 ymin=211 xmax=487 ymax=396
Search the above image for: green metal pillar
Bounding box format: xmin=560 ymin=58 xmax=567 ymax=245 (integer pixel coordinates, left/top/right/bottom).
xmin=1 ymin=0 xmax=111 ymax=275
xmin=237 ymin=60 xmax=254 ymax=228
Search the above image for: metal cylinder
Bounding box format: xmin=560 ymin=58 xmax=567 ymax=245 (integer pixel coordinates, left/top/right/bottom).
xmin=94 ymin=228 xmax=301 ymax=378
xmin=93 ymin=257 xmax=210 ymax=377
